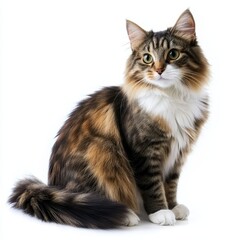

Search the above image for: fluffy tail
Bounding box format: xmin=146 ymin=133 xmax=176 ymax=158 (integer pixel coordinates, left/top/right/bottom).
xmin=8 ymin=177 xmax=130 ymax=229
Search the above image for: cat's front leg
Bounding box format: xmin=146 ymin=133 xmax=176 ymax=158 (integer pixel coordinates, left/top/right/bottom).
xmin=148 ymin=209 xmax=176 ymax=226
xmin=165 ymin=171 xmax=189 ymax=220
xmin=172 ymin=204 xmax=189 ymax=220
xmin=143 ymin=183 xmax=176 ymax=226
xmin=137 ymin=172 xmax=176 ymax=226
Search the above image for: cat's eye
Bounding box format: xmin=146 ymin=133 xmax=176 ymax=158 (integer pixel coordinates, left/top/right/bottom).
xmin=168 ymin=49 xmax=180 ymax=60
xmin=143 ymin=53 xmax=153 ymax=64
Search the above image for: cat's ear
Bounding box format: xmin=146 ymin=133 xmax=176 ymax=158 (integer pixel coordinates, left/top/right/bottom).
xmin=172 ymin=9 xmax=196 ymax=41
xmin=126 ymin=20 xmax=147 ymax=50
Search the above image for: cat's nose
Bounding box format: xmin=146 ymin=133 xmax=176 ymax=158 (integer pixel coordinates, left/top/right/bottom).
xmin=156 ymin=68 xmax=165 ymax=75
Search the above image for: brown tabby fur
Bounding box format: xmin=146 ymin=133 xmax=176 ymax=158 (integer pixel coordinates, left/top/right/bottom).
xmin=9 ymin=9 xmax=209 ymax=228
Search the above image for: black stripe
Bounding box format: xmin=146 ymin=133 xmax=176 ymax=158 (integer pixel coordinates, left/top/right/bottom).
xmin=138 ymin=179 xmax=160 ymax=191
xmin=165 ymin=172 xmax=179 ymax=182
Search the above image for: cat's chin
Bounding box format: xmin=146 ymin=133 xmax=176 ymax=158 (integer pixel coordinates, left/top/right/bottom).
xmin=147 ymin=77 xmax=176 ymax=89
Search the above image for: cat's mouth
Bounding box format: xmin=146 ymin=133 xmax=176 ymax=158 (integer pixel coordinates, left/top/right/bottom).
xmin=155 ymin=75 xmax=169 ymax=81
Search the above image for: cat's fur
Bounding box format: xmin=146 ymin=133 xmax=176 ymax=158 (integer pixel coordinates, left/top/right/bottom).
xmin=9 ymin=9 xmax=209 ymax=228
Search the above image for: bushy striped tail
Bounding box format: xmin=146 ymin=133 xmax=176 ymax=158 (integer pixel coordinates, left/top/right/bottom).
xmin=8 ymin=177 xmax=130 ymax=229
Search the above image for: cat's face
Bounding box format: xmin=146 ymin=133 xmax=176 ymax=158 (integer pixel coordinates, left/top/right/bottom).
xmin=125 ymin=10 xmax=209 ymax=93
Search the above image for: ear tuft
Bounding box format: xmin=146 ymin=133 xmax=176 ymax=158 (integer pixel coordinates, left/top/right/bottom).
xmin=172 ymin=9 xmax=196 ymax=41
xmin=126 ymin=20 xmax=147 ymax=50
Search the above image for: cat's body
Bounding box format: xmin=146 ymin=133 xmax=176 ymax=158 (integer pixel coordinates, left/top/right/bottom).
xmin=9 ymin=10 xmax=209 ymax=228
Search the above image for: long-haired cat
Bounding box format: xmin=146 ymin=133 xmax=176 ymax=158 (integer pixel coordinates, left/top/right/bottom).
xmin=9 ymin=9 xmax=209 ymax=228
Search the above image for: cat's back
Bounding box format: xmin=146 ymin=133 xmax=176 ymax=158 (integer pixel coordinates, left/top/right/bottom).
xmin=58 ymin=86 xmax=122 ymax=136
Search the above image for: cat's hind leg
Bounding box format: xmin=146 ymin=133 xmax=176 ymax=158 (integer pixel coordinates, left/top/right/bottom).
xmin=122 ymin=209 xmax=140 ymax=226
xmin=85 ymin=137 xmax=140 ymax=225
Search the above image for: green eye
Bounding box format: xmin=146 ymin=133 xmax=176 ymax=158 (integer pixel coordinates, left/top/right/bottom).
xmin=143 ymin=53 xmax=153 ymax=64
xmin=168 ymin=49 xmax=180 ymax=60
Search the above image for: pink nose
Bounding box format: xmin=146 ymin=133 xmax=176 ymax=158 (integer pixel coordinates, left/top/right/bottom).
xmin=156 ymin=68 xmax=165 ymax=75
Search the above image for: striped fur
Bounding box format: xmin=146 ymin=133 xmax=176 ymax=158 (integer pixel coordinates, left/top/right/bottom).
xmin=9 ymin=9 xmax=209 ymax=228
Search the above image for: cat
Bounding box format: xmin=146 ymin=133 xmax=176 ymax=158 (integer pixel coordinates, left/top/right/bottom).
xmin=9 ymin=9 xmax=209 ymax=229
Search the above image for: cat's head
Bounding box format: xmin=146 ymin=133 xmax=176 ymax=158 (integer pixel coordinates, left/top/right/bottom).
xmin=125 ymin=9 xmax=209 ymax=94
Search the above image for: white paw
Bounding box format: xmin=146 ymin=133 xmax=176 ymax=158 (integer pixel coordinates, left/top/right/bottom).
xmin=149 ymin=209 xmax=176 ymax=226
xmin=123 ymin=209 xmax=140 ymax=226
xmin=172 ymin=204 xmax=189 ymax=220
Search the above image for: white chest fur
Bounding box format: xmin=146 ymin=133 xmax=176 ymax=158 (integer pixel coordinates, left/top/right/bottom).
xmin=136 ymin=88 xmax=207 ymax=176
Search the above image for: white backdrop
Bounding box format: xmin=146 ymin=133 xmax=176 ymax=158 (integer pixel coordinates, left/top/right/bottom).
xmin=1 ymin=0 xmax=251 ymax=239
